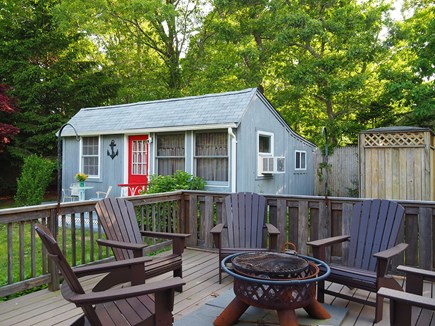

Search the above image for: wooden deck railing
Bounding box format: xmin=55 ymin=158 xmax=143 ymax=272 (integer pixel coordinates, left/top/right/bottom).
xmin=1 ymin=191 xmax=434 ymax=297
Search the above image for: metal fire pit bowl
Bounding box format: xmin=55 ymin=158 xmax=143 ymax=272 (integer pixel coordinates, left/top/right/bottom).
xmin=232 ymin=252 xmax=310 ymax=280
xmin=221 ymin=252 xmax=330 ymax=311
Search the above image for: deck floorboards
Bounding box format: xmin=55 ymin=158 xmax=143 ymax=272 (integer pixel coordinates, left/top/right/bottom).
xmin=0 ymin=248 xmax=433 ymax=325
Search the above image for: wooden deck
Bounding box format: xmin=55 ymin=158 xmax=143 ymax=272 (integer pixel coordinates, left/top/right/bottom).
xmin=0 ymin=248 xmax=433 ymax=325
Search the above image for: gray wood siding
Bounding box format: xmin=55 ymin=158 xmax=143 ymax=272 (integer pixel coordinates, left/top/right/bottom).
xmin=235 ymin=93 xmax=315 ymax=195
xmin=62 ymin=89 xmax=316 ymax=196
xmin=63 ymin=135 xmax=125 ymax=198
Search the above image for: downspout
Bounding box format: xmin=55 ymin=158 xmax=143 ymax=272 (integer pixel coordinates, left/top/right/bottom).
xmin=228 ymin=128 xmax=237 ymax=193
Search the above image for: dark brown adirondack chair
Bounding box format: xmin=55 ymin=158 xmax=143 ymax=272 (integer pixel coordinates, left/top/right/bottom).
xmin=35 ymin=224 xmax=185 ymax=326
xmin=210 ymin=192 xmax=280 ymax=283
xmin=307 ymin=199 xmax=408 ymax=323
xmin=95 ymin=198 xmax=190 ymax=292
xmin=379 ymin=265 xmax=435 ymax=326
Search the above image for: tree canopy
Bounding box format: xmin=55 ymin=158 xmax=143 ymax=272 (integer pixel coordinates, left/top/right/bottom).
xmin=0 ymin=0 xmax=433 ymax=194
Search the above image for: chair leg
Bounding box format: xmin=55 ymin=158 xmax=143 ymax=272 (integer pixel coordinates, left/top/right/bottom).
xmin=317 ymin=280 xmax=325 ymax=303
xmin=374 ymin=294 xmax=383 ymax=323
xmin=155 ymin=289 xmax=176 ymax=326
xmin=174 ymin=268 xmax=183 ymax=292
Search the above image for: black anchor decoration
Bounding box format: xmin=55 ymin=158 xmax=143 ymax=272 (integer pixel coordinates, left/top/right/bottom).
xmin=107 ymin=140 xmax=119 ymax=159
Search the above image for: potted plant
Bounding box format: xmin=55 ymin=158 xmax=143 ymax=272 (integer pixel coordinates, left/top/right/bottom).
xmin=75 ymin=173 xmax=88 ymax=187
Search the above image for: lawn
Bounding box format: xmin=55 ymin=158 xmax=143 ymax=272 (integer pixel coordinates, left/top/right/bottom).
xmin=0 ymin=220 xmax=109 ymax=300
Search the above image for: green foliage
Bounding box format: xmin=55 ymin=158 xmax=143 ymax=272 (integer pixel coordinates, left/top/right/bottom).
xmin=14 ymin=155 xmax=55 ymax=206
xmin=145 ymin=171 xmax=206 ymax=194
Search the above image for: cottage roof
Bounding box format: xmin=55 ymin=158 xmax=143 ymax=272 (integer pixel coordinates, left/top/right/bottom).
xmin=61 ymin=88 xmax=259 ymax=137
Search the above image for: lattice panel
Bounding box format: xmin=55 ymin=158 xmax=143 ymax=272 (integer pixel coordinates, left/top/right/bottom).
xmin=364 ymin=132 xmax=425 ymax=147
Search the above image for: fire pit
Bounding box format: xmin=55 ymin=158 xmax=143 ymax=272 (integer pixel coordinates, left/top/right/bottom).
xmin=214 ymin=252 xmax=331 ymax=326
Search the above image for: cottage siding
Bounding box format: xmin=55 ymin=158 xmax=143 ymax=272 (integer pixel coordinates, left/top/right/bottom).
xmin=63 ymin=135 xmax=125 ymax=198
xmin=62 ymin=88 xmax=317 ymax=196
xmin=236 ymin=93 xmax=315 ymax=195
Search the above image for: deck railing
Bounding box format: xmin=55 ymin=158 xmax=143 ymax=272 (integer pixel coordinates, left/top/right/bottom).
xmin=1 ymin=191 xmax=434 ymax=297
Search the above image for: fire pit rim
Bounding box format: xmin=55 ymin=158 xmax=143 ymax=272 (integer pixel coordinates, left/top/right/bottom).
xmin=221 ymin=252 xmax=331 ymax=285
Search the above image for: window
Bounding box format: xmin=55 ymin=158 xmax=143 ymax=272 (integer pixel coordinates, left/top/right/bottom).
xmin=258 ymin=132 xmax=273 ymax=155
xmin=81 ymin=136 xmax=99 ymax=177
xmin=257 ymin=131 xmax=274 ymax=176
xmin=195 ymin=131 xmax=228 ymax=182
xmin=131 ymin=139 xmax=147 ymax=175
xmin=156 ymin=133 xmax=185 ymax=175
xmin=295 ymin=150 xmax=307 ymax=170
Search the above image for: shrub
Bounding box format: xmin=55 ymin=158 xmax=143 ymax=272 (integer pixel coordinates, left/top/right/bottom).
xmin=145 ymin=171 xmax=206 ymax=194
xmin=14 ymin=155 xmax=55 ymax=206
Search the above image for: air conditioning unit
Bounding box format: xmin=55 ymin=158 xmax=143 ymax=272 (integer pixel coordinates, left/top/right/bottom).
xmin=258 ymin=156 xmax=285 ymax=174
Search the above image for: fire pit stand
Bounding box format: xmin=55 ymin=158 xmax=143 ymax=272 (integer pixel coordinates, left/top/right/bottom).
xmin=214 ymin=252 xmax=331 ymax=326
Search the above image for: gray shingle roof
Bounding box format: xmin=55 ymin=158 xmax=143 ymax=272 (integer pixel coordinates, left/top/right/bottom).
xmin=62 ymin=88 xmax=258 ymax=136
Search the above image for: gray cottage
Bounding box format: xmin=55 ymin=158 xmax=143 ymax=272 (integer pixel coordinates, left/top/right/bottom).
xmin=60 ymin=88 xmax=317 ymax=198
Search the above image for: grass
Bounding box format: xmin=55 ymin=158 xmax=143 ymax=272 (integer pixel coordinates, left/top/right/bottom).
xmin=0 ymin=221 xmax=110 ymax=301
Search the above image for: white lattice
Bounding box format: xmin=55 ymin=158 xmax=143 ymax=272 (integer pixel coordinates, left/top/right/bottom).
xmin=364 ymin=132 xmax=425 ymax=147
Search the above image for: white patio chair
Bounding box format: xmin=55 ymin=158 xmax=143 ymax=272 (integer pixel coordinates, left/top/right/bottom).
xmin=90 ymin=186 xmax=112 ymax=200
xmin=62 ymin=185 xmax=79 ymax=202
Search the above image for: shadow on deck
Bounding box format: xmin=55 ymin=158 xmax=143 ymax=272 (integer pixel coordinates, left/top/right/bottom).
xmin=0 ymin=249 xmax=433 ymax=326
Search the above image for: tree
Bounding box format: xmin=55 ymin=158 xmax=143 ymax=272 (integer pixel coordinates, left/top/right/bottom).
xmin=0 ymin=84 xmax=19 ymax=152
xmin=14 ymin=154 xmax=55 ymax=206
xmin=186 ymin=0 xmax=397 ymax=146
xmin=56 ymin=0 xmax=209 ymax=101
xmin=380 ymin=1 xmax=434 ymax=128
xmin=0 ymin=0 xmax=118 ymax=159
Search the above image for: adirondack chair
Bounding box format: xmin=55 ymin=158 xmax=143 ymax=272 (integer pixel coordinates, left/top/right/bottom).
xmin=378 ymin=265 xmax=435 ymax=326
xmin=95 ymin=197 xmax=190 ymax=291
xmin=35 ymin=224 xmax=185 ymax=326
xmin=307 ymin=199 xmax=408 ymax=323
xmin=210 ymin=192 xmax=280 ymax=283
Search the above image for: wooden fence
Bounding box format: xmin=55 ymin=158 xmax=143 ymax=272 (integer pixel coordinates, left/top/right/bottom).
xmin=0 ymin=191 xmax=434 ymax=297
xmin=314 ymin=146 xmax=359 ymax=197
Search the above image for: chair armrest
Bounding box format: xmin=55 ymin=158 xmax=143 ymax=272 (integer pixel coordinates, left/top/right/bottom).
xmin=97 ymin=238 xmax=147 ymax=250
xmin=210 ymin=223 xmax=224 ymax=234
xmin=265 ymin=223 xmax=280 ymax=235
xmin=306 ymin=235 xmax=350 ymax=261
xmin=69 ymin=277 xmax=186 ymax=305
xmin=373 ymin=243 xmax=408 ymax=278
xmin=307 ymin=235 xmax=350 ymax=248
xmin=378 ymin=287 xmax=435 ymax=310
xmin=72 ymin=256 xmax=152 ymax=277
xmin=373 ymin=243 xmax=408 ymax=260
xmin=140 ymin=231 xmax=190 ymax=255
xmin=265 ymin=223 xmax=280 ymax=250
xmin=397 ymin=265 xmax=435 ymax=281
xmin=140 ymin=231 xmax=190 ymax=240
xmin=397 ymin=264 xmax=435 ymax=294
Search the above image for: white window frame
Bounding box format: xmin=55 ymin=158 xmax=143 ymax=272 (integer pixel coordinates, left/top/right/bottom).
xmin=257 ymin=131 xmax=274 ymax=176
xmin=80 ymin=136 xmax=100 ymax=178
xmin=257 ymin=131 xmax=274 ymax=156
xmin=295 ymin=150 xmax=307 ymax=171
xmin=194 ymin=131 xmax=229 ymax=184
xmin=155 ymin=133 xmax=186 ymax=176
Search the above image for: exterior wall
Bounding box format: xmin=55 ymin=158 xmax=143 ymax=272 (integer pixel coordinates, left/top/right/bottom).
xmin=235 ymin=94 xmax=315 ymax=195
xmin=63 ymin=135 xmax=125 ymax=198
xmin=359 ymin=130 xmax=434 ymax=201
xmin=62 ymin=92 xmax=316 ymax=197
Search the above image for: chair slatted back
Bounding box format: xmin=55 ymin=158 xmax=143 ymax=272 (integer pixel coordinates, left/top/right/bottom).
xmin=225 ymin=192 xmax=267 ymax=248
xmin=347 ymin=199 xmax=405 ymax=271
xmin=95 ymin=198 xmax=144 ymax=260
xmin=35 ymin=224 xmax=100 ymax=324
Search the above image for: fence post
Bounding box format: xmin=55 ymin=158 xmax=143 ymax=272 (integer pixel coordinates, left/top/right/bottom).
xmin=47 ymin=208 xmax=60 ymax=291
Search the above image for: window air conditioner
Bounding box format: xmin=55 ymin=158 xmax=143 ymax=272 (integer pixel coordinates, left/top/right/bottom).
xmin=258 ymin=156 xmax=285 ymax=174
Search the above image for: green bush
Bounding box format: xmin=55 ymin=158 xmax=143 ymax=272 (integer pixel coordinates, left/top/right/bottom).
xmin=14 ymin=155 xmax=55 ymax=206
xmin=145 ymin=170 xmax=206 ymax=194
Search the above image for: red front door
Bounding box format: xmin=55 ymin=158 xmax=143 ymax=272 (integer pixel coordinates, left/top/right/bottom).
xmin=128 ymin=135 xmax=149 ymax=195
